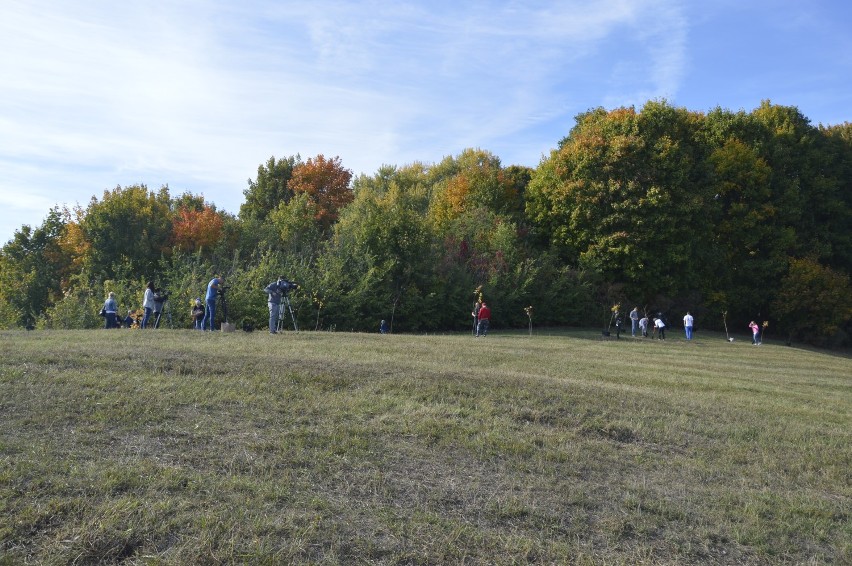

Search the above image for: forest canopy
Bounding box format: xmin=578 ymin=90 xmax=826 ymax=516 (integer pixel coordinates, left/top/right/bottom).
xmin=2 ymin=100 xmax=850 ymax=346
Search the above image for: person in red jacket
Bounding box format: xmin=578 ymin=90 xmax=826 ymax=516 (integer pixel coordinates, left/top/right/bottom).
xmin=476 ymin=302 xmax=491 ymax=337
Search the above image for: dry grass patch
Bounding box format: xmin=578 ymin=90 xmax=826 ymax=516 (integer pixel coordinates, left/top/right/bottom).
xmin=0 ymin=329 xmax=850 ymax=564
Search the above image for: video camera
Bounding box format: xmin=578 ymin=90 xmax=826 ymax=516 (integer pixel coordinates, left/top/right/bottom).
xmin=217 ymin=285 xmax=231 ymax=296
xmin=280 ymin=280 xmax=299 ymax=292
xmin=153 ymin=289 xmax=170 ymax=303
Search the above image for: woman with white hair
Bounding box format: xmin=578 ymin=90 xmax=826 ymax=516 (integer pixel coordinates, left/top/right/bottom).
xmin=102 ymin=292 xmax=118 ymax=329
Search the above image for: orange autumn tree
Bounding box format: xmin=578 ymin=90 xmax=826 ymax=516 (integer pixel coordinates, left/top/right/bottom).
xmin=288 ymin=155 xmax=353 ymax=231
xmin=429 ymin=149 xmax=524 ymax=227
xmin=172 ymin=205 xmax=224 ymax=253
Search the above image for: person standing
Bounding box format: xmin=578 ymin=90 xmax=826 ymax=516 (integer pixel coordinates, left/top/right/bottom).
xmin=141 ymin=281 xmax=156 ymax=328
xmin=102 ymin=292 xmax=118 ymax=329
xmin=472 ymin=299 xmax=482 ymax=336
xmin=629 ymin=307 xmax=640 ymax=337
xmin=379 ymin=319 xmax=389 ymax=334
xmin=654 ymin=317 xmax=666 ymax=340
xmin=749 ymin=321 xmax=760 ymax=345
xmin=264 ymin=276 xmax=289 ymax=334
xmin=683 ymin=311 xmax=694 ymax=341
xmin=202 ymin=275 xmax=223 ymax=331
xmin=614 ymin=311 xmax=623 ymax=339
xmin=191 ymin=298 xmax=204 ymax=330
xmin=639 ymin=315 xmax=649 ymax=337
xmin=476 ymin=302 xmax=491 ymax=337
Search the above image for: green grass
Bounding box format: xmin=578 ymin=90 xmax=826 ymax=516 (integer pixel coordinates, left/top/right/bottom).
xmin=0 ymin=328 xmax=849 ymax=564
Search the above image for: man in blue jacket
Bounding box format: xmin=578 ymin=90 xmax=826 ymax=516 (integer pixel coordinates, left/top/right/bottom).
xmin=202 ymin=275 xmax=223 ymax=331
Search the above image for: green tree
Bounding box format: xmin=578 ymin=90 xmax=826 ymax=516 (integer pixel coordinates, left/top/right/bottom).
xmin=0 ymin=208 xmax=71 ymax=327
xmin=526 ymin=101 xmax=713 ymax=302
xmin=80 ymin=184 xmax=173 ymax=280
xmin=319 ymin=176 xmax=438 ymax=331
xmin=240 ymin=155 xmax=300 ymax=221
xmin=811 ymin=122 xmax=852 ymax=273
xmin=268 ymin=192 xmax=323 ymax=263
xmin=772 ymin=257 xmax=852 ymax=346
xmin=706 ymin=136 xmax=779 ymax=314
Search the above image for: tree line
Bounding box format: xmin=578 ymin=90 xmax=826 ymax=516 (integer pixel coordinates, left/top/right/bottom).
xmin=1 ymin=100 xmax=850 ymax=345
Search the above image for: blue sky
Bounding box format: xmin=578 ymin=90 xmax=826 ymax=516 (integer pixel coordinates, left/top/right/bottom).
xmin=2 ymin=0 xmax=850 ymax=244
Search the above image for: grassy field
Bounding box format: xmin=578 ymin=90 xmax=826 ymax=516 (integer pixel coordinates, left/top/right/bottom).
xmin=0 ymin=328 xmax=849 ymax=565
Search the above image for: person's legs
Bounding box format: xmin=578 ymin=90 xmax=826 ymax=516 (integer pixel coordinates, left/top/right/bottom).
xmin=203 ymin=302 xmax=216 ymax=331
xmin=269 ymin=302 xmax=279 ymax=333
xmin=632 ymin=319 xmax=638 ymax=336
xmin=141 ymin=307 xmax=152 ymax=328
xmin=478 ymin=319 xmax=489 ymax=336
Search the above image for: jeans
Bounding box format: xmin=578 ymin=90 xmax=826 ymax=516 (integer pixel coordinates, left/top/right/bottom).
xmin=269 ymin=302 xmax=280 ymax=333
xmin=476 ymin=319 xmax=490 ymax=336
xmin=140 ymin=307 xmax=152 ymax=328
xmin=685 ymin=326 xmax=693 ymax=340
xmin=104 ymin=313 xmax=117 ymax=329
xmin=631 ymin=319 xmax=638 ymax=336
xmin=202 ymin=301 xmax=216 ymax=331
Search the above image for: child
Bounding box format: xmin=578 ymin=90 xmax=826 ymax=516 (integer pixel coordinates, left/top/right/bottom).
xmin=639 ymin=315 xmax=649 ymax=337
xmin=192 ymin=298 xmax=205 ymax=330
xmin=749 ymin=321 xmax=760 ymax=345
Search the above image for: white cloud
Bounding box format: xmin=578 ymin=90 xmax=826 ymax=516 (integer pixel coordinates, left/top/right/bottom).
xmin=1 ymin=0 xmax=693 ymax=242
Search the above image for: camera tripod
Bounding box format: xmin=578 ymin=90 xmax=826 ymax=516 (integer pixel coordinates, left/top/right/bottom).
xmin=153 ymin=299 xmax=172 ymax=329
xmin=276 ymin=294 xmax=299 ymax=332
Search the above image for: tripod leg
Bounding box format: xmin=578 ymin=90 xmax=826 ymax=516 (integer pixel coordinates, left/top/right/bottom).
xmin=286 ymin=297 xmax=298 ymax=332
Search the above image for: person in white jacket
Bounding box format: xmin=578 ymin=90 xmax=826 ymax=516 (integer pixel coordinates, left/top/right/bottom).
xmin=141 ymin=281 xmax=156 ymax=328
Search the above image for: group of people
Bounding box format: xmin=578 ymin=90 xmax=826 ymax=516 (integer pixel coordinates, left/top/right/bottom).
xmin=105 ymin=280 xmax=764 ymax=344
xmin=99 ymin=292 xmax=136 ymax=329
xmin=618 ymin=307 xmax=694 ymax=341
xmin=472 ymin=300 xmax=492 ymax=337
xmin=100 ymin=275 xmax=225 ymax=331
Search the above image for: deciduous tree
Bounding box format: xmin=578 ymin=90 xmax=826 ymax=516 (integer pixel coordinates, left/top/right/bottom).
xmin=289 ymin=155 xmax=353 ymax=231
xmin=240 ymin=155 xmax=300 ymax=221
xmin=772 ymin=257 xmax=852 ymax=345
xmin=80 ymin=184 xmax=173 ymax=280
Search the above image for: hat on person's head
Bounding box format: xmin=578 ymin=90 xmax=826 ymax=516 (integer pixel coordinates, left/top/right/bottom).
xmin=195 ymin=297 xmax=201 ymax=303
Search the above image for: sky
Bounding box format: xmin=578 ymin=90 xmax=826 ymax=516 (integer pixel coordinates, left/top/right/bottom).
xmin=2 ymin=0 xmax=851 ymax=244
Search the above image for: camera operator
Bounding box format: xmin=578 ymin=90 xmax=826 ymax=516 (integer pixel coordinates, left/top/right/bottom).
xmin=202 ymin=275 xmax=224 ymax=331
xmin=264 ymin=275 xmax=296 ymax=334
